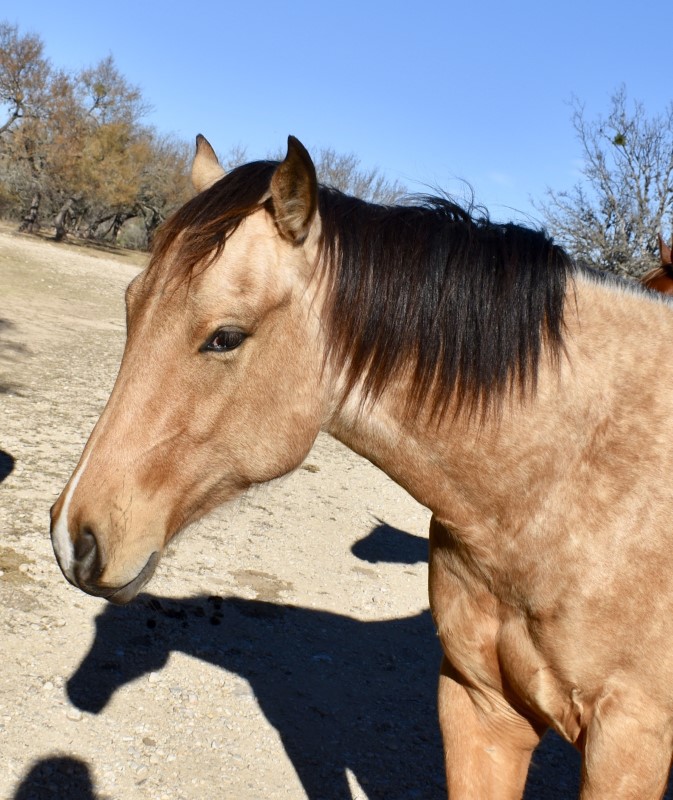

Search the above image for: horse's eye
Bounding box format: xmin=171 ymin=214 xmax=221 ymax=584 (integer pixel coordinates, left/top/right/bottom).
xmin=201 ymin=328 xmax=247 ymax=353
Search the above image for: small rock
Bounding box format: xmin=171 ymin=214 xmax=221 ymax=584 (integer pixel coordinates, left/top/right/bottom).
xmin=66 ymin=708 xmax=82 ymax=721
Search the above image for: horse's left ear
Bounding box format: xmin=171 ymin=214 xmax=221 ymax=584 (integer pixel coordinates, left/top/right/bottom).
xmin=270 ymin=136 xmax=318 ymax=244
xmin=192 ymin=134 xmax=226 ymax=193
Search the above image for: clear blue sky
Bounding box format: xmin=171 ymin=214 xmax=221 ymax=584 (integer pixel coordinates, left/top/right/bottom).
xmin=6 ymin=0 xmax=672 ymax=223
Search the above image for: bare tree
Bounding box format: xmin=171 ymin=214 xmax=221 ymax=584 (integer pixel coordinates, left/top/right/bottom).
xmin=312 ymin=147 xmax=406 ymax=204
xmin=0 ymin=22 xmax=50 ymax=136
xmin=537 ymin=87 xmax=673 ymax=278
xmin=78 ymin=55 xmax=150 ymax=127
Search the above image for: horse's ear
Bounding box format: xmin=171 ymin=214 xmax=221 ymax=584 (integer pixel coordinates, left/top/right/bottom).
xmin=270 ymin=136 xmax=318 ymax=243
xmin=659 ymin=234 xmax=673 ymax=266
xmin=192 ymin=134 xmax=226 ymax=193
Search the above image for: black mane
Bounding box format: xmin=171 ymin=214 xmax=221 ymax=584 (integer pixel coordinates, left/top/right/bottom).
xmin=318 ymin=188 xmax=572 ymax=417
xmin=152 ymin=161 xmax=574 ymax=418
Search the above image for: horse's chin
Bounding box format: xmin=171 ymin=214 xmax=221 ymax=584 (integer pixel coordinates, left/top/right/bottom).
xmin=99 ymin=551 xmax=162 ymax=605
xmin=105 ymin=551 xmax=161 ymax=605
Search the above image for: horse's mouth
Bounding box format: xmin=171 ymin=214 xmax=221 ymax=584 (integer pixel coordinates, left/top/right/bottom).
xmin=77 ymin=552 xmax=161 ymax=605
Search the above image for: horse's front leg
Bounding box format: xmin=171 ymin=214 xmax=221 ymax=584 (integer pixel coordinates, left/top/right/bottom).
xmin=579 ymin=684 xmax=672 ymax=800
xmin=429 ymin=516 xmax=541 ymax=799
xmin=438 ymin=659 xmax=540 ymax=799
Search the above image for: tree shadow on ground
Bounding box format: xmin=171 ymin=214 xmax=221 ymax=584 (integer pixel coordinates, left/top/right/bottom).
xmin=13 ymin=756 xmax=101 ymax=800
xmin=0 ymin=449 xmax=14 ymax=483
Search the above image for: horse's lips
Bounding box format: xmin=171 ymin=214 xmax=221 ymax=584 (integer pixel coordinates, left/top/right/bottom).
xmin=106 ymin=551 xmax=161 ymax=605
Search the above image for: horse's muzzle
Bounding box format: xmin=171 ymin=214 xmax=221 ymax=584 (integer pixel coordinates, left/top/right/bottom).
xmin=55 ymin=526 xmax=160 ymax=605
xmin=74 ymin=551 xmax=160 ymax=605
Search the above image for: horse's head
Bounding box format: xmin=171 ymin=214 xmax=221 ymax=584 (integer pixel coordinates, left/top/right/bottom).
xmin=51 ymin=136 xmax=329 ymax=603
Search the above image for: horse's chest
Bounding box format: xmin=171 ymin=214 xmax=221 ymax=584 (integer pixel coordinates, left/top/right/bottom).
xmin=429 ymin=530 xmax=583 ymax=741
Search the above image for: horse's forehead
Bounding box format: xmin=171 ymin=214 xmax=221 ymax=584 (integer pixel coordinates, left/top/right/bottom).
xmin=129 ymin=212 xmax=295 ymax=333
xmin=204 ymin=211 xmax=282 ymax=292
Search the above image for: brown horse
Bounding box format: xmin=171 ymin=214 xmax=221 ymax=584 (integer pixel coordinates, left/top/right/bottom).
xmin=641 ymin=234 xmax=673 ymax=294
xmin=52 ymin=135 xmax=673 ymax=798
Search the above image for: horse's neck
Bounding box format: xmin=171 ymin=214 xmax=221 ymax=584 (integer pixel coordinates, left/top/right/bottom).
xmin=327 ymin=387 xmax=562 ymax=534
xmin=325 ymin=274 xmax=673 ymax=532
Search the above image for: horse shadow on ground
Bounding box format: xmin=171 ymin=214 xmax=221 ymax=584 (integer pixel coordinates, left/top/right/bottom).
xmin=69 ymin=594 xmax=445 ymax=799
xmin=13 ymin=756 xmax=100 ymax=800
xmin=62 ymin=520 xmax=603 ymax=799
xmin=0 ymin=449 xmax=14 ymax=483
xmin=351 ymin=519 xmax=428 ymax=565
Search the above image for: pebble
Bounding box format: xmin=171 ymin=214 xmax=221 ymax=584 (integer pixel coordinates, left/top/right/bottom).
xmin=66 ymin=708 xmax=82 ymax=721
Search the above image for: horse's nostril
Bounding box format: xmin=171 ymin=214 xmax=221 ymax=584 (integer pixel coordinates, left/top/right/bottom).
xmin=74 ymin=528 xmax=96 ymax=561
xmin=73 ymin=527 xmax=104 ymax=585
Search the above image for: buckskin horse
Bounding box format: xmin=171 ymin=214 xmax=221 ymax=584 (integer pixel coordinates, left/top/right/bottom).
xmin=51 ymin=136 xmax=673 ymax=798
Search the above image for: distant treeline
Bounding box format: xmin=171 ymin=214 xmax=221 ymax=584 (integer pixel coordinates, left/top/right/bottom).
xmin=0 ymin=22 xmax=405 ymax=250
xmin=0 ymin=23 xmax=193 ymax=248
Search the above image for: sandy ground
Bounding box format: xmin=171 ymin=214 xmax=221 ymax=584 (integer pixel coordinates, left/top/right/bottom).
xmin=0 ymin=225 xmax=595 ymax=799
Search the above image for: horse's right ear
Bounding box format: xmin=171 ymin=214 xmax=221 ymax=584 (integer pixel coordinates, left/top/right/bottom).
xmin=270 ymin=136 xmax=318 ymax=244
xmin=659 ymin=234 xmax=673 ymax=267
xmin=191 ymin=135 xmax=226 ymax=193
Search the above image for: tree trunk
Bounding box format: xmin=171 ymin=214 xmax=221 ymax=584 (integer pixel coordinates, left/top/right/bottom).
xmin=53 ymin=198 xmax=75 ymax=242
xmin=18 ymin=193 xmax=41 ymax=233
xmin=110 ymin=211 xmax=134 ymax=242
xmin=141 ymin=205 xmax=163 ymax=249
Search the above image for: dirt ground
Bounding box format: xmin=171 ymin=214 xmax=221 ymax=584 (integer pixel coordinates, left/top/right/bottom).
xmin=0 ymin=225 xmax=590 ymax=799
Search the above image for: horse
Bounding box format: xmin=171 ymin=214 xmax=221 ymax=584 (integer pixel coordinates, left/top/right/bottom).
xmin=641 ymin=234 xmax=673 ymax=294
xmin=51 ymin=134 xmax=673 ymax=799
